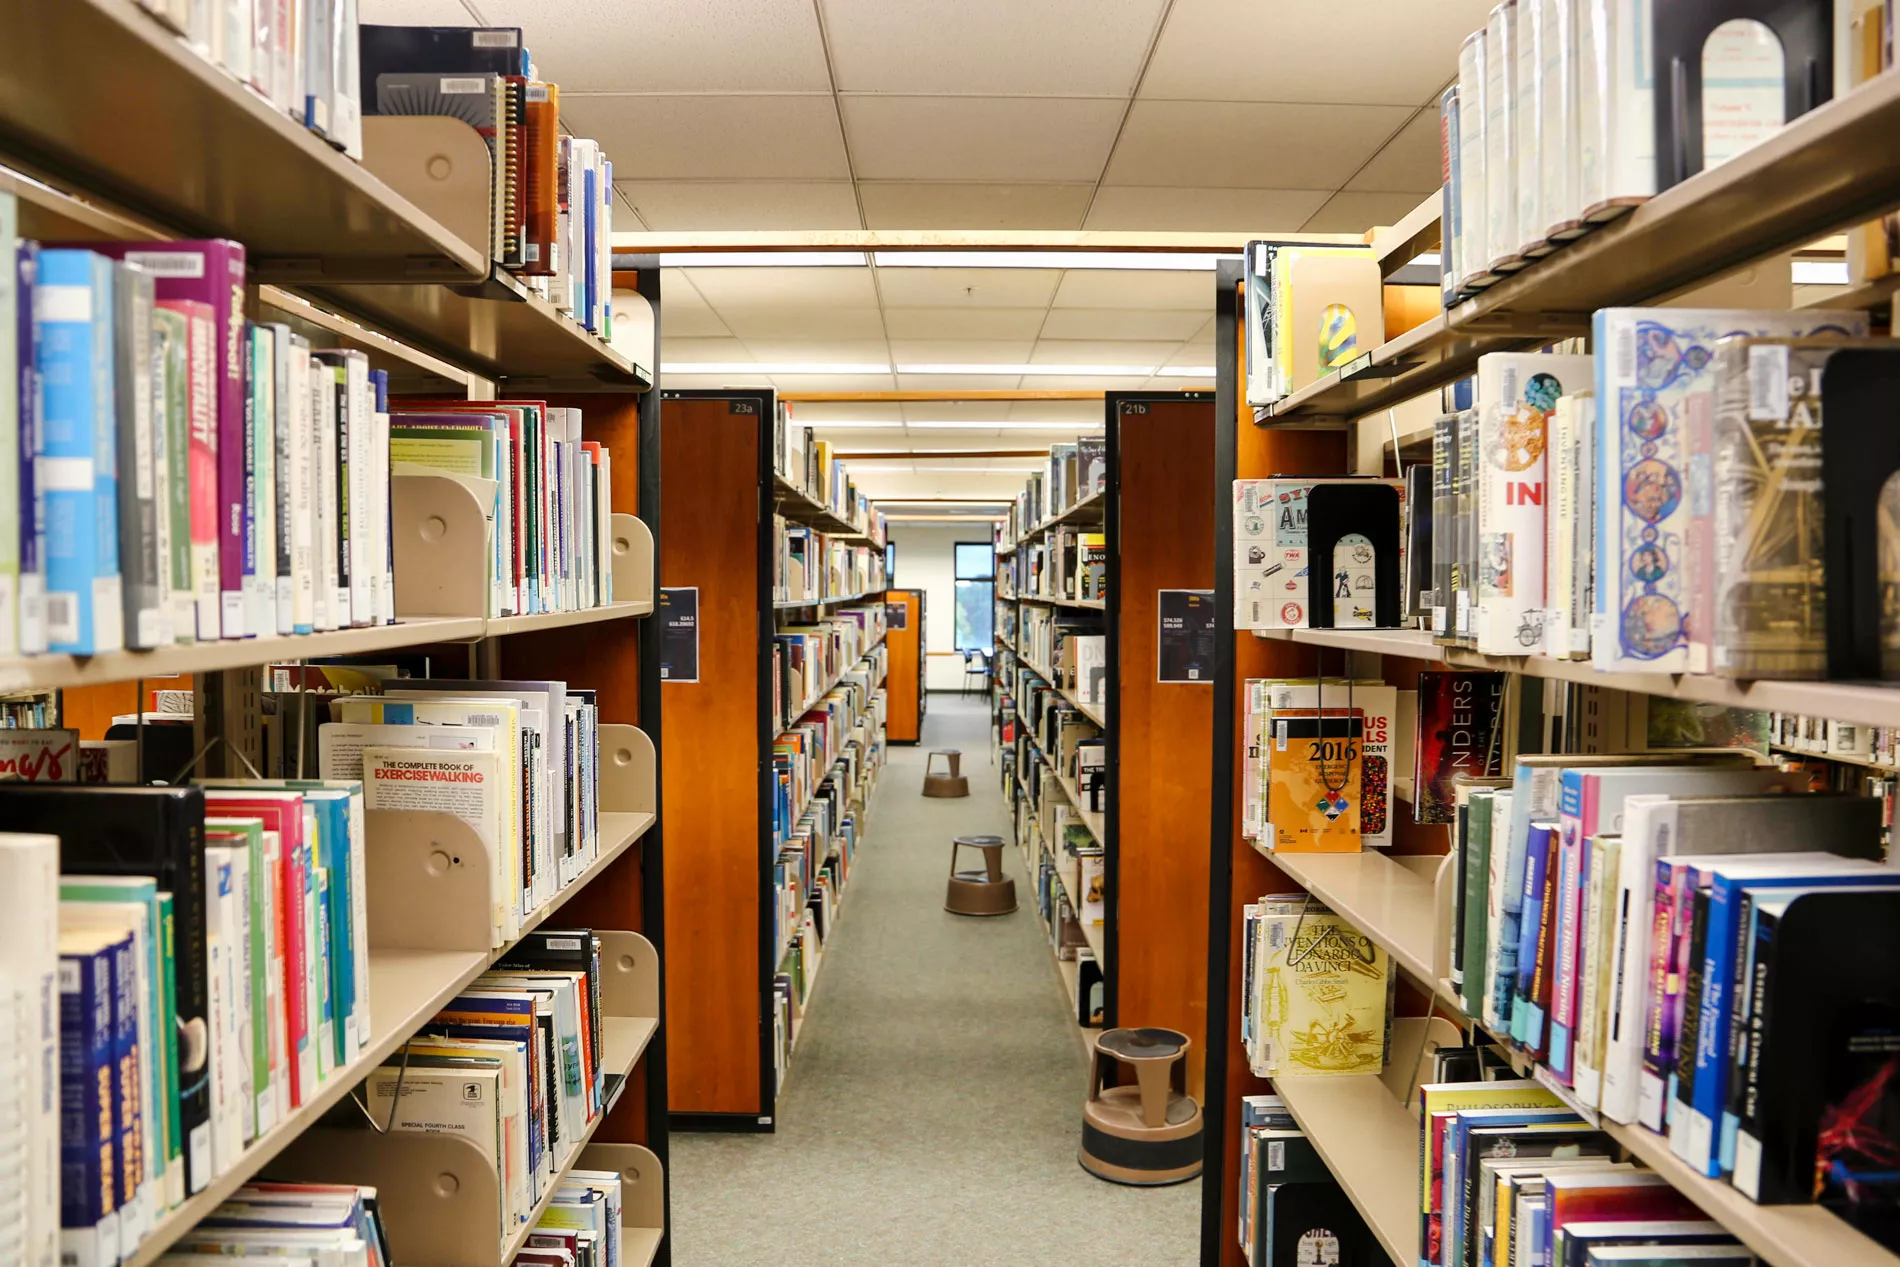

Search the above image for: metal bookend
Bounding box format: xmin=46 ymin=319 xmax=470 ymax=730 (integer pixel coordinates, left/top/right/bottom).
xmin=597 ymin=930 xmax=661 ymax=1024
xmin=268 ymin=1129 xmax=504 ymax=1267
xmin=610 ymin=513 xmax=654 ymax=609
xmin=1383 ymin=1015 xmax=1466 ymax=1109
xmin=1432 ymin=851 xmax=1458 ymax=983
xmin=576 ymin=1142 xmax=666 ymax=1239
xmin=361 ymin=116 xmax=497 ymax=266
xmin=393 ymin=472 xmax=494 ymax=621
xmin=364 ymin=808 xmax=496 ymax=954
xmin=598 ymin=723 xmax=656 ymax=816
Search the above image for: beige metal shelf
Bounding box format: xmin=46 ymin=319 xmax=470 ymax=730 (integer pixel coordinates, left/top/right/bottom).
xmin=1273 ymin=1070 xmax=1422 ymax=1266
xmin=774 ymin=590 xmax=881 ymax=612
xmin=484 ymin=599 xmax=657 ymax=637
xmin=1254 ymin=847 xmax=1442 ymax=984
xmin=773 ymin=475 xmax=882 ymax=544
xmin=1019 ymin=652 xmax=1106 ymax=727
xmin=1012 ymin=490 xmax=1107 ymax=544
xmin=1019 ymin=594 xmax=1107 ymax=612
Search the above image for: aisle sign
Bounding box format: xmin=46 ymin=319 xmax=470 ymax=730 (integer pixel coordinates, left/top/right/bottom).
xmin=1158 ymin=589 xmax=1216 ymax=683
xmin=660 ymin=587 xmax=700 ymax=682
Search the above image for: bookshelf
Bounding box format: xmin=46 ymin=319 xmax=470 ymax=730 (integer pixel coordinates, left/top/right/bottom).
xmin=658 ymin=390 xmax=889 ymax=1130
xmin=0 ymin=4 xmax=675 ymax=1249
xmin=1205 ymin=195 xmax=1900 ymax=1266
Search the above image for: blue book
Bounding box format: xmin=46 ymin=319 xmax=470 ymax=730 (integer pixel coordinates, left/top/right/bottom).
xmin=313 ymin=867 xmax=335 ymax=1079
xmin=1677 ymin=857 xmax=1900 ymax=1176
xmin=303 ymin=789 xmax=356 ymax=1065
xmin=59 ymin=927 xmax=125 ymax=1267
xmin=1512 ymin=822 xmax=1555 ymax=1047
xmin=35 ymin=250 xmax=122 ymax=654
xmin=103 ymin=930 xmax=142 ymax=1231
xmin=1444 ymin=1107 xmax=1585 ymax=1267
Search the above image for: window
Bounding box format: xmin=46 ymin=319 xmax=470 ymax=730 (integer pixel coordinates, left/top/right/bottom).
xmin=885 ymin=541 xmax=896 ymax=583
xmin=953 ymin=543 xmax=995 ymax=654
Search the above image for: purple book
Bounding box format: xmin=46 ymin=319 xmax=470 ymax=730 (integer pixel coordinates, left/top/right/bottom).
xmin=51 ymin=239 xmax=249 ymax=638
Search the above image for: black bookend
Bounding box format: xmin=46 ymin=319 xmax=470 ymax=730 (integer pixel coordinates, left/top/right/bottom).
xmin=1818 ymin=348 xmax=1900 ymax=679
xmin=1307 ymin=481 xmax=1402 ymax=628
xmin=1653 ymin=0 xmax=1832 ymax=190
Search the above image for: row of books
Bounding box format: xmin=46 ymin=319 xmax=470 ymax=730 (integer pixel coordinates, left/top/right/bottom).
xmin=133 ymin=0 xmax=366 ymax=160
xmin=1242 ymin=242 xmax=1387 ymax=406
xmin=1006 ymin=525 xmax=1107 ymax=606
xmin=1018 ymin=739 xmax=1104 ymax=925
xmin=1017 ymin=605 xmax=1101 ymax=688
xmin=1438 ymin=0 xmax=1837 ymax=305
xmin=771 ymin=607 xmax=888 ymax=735
xmin=1240 ymin=897 xmax=1394 ymax=1079
xmin=360 ymin=932 xmax=620 ymax=1252
xmin=1232 ymin=473 xmax=1410 ymax=632
xmin=1237 ymin=1096 xmax=1377 ymax=1267
xmin=357 ymin=23 xmax=616 ymax=331
xmin=0 ymin=782 xmax=377 ymax=1267
xmin=772 ymin=651 xmax=887 ymax=860
xmin=1441 ymin=750 xmax=1900 ymax=1241
xmin=151 ymin=1181 xmax=390 ymax=1266
xmin=387 ymin=399 xmax=619 ymax=621
xmin=1419 ymin=1075 xmax=1761 ymax=1267
xmin=772 ymin=519 xmax=888 ymax=606
xmin=1420 ymin=322 xmax=1882 ymax=676
xmin=776 ymin=408 xmax=885 ymax=544
xmin=1241 ymin=677 xmax=1407 ymax=852
xmin=997 ymin=437 xmax=1106 ymax=546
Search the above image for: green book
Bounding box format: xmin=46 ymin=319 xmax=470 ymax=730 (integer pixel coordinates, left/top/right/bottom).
xmin=152 ymin=306 xmax=194 ymax=645
xmin=1460 ymin=786 xmax=1500 ymax=1015
xmin=156 ymin=892 xmax=179 ymax=1202
xmin=207 ymin=816 xmax=272 ymax=1133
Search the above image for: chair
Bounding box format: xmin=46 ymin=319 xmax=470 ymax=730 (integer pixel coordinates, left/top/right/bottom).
xmin=943 ymin=834 xmax=1016 ymax=916
xmin=1078 ymin=1027 xmax=1204 ymax=1186
xmin=961 ymin=647 xmax=993 ymax=696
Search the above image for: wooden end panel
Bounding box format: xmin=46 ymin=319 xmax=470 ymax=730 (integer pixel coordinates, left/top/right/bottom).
xmin=880 ymin=589 xmax=923 ymax=742
xmin=1114 ymin=396 xmax=1217 ymax=1098
xmin=658 ymin=395 xmax=764 ymax=1116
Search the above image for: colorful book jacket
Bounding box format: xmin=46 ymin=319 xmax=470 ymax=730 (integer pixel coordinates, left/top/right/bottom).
xmin=1412 ymin=670 xmax=1507 ymax=825
xmin=1590 ymin=307 xmax=1865 ymax=673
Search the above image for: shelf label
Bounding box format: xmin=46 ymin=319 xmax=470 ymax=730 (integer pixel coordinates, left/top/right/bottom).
xmin=659 ymin=587 xmax=700 ymax=683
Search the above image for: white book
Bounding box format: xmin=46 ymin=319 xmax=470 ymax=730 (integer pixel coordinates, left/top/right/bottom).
xmin=1514 ymin=0 xmax=1543 ymax=257
xmin=221 ymin=0 xmax=253 ymax=81
xmin=1483 ymin=2 xmax=1517 ymax=271
xmin=336 ymin=352 xmax=373 ymax=628
xmin=1538 ymin=0 xmax=1580 ymax=242
xmin=259 ymin=829 xmax=288 ymax=1127
xmin=361 ymin=745 xmax=510 ymax=943
xmin=310 ymin=356 xmax=338 ymax=632
xmin=596 ymin=447 xmax=613 ymax=605
xmin=1576 ymin=0 xmax=1653 ymax=219
xmin=266 ymin=324 xmax=294 ymax=636
xmin=1457 ymin=30 xmax=1489 ymax=290
xmin=249 ymin=325 xmax=279 ymax=643
xmin=289 ymin=342 xmax=315 ymax=634
xmin=316 ymin=722 xmax=495 ymax=780
xmin=1473 ymin=353 xmax=1591 ymax=655
xmin=369 ymin=381 xmax=390 ymax=625
xmin=201 ymin=852 xmax=243 ymax=1175
xmin=1 ymin=834 xmax=62 ymax=1267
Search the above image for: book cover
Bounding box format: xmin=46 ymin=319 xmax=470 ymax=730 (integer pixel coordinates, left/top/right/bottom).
xmin=1266 ymin=1180 xmax=1379 ymax=1267
xmin=35 ymin=249 xmax=124 ymax=655
xmin=1264 ymin=710 xmax=1365 ymax=853
xmin=57 ymin=926 xmax=123 ymax=1267
xmin=362 ymin=746 xmax=508 ymax=939
xmin=2 ymin=833 xmax=62 ymax=1267
xmin=1412 ymin=670 xmax=1508 ymax=825
xmin=150 ymin=305 xmax=189 ymax=645
xmin=1266 ymin=681 xmax=1398 ymax=848
xmin=0 ymin=728 xmax=80 ymax=782
xmin=155 ymin=298 xmax=219 ymax=641
xmin=1251 ymin=903 xmax=1388 ymax=1078
xmin=1590 ymin=307 xmax=1866 ymax=673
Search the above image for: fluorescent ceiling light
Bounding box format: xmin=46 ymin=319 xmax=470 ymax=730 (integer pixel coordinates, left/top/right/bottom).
xmin=1155 ymin=366 xmax=1217 ymax=377
xmin=872 ymin=251 xmax=1233 ymax=271
xmin=658 ymin=251 xmax=867 ymax=267
xmin=1792 ymin=259 xmax=1849 ymax=285
xmin=906 ymin=465 xmax=1042 ymax=472
xmin=1407 ymin=252 xmax=1442 ymax=267
xmin=663 ymin=362 xmax=891 ymax=375
xmin=899 ymin=363 xmax=1153 ymax=376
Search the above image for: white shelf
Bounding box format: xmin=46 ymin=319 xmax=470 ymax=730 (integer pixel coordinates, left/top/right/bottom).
xmin=1255 ymin=847 xmax=1442 ymax=984
xmin=484 ymin=599 xmax=655 ymax=637
xmin=1273 ymin=1072 xmax=1421 ymax=1267
xmin=1018 ymin=653 xmax=1106 ymax=727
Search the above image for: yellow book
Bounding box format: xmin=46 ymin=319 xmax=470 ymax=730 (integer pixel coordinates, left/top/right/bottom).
xmin=1263 ymin=708 xmax=1364 ymax=853
xmin=1253 ymin=901 xmax=1388 ymax=1077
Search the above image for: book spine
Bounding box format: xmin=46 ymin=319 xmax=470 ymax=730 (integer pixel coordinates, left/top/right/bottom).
xmin=1511 ymin=822 xmax=1551 ymax=1045
xmin=249 ymin=832 xmax=275 ymax=1135
xmin=1548 ymin=775 xmax=1589 ymax=1080
xmin=1669 ymin=885 xmax=1713 ymax=1142
xmin=58 ymin=943 xmax=119 ymax=1267
xmin=268 ymin=325 xmax=294 ymax=635
xmin=155 ymin=894 xmax=183 ymax=1205
xmin=313 ymin=360 xmax=339 ymax=631
xmin=313 ymin=868 xmax=335 ymax=1079
xmin=113 ymin=263 xmax=161 ymax=649
xmin=0 ymin=197 xmax=17 ymax=657
xmin=105 ymin=932 xmax=146 ymax=1249
xmin=262 ymin=840 xmax=288 ymax=1122
xmin=202 ymin=247 xmax=247 ymax=640
xmin=278 ymin=835 xmax=310 ymax=1107
xmin=1572 ymin=831 xmax=1613 ymax=1106
xmin=346 ymin=791 xmax=370 ymax=1050
xmin=1568 ymin=393 xmax=1595 ymax=655
xmin=346 ymin=354 xmax=372 ymax=626
xmin=159 ymin=300 xmax=220 ymax=643
xmin=289 ymin=343 xmax=314 ymax=634
xmin=1729 ymin=901 xmax=1781 ymax=1201
xmin=242 ymin=325 xmax=267 ymax=642
xmin=0 ymin=836 xmax=60 ymax=1267
xmin=16 ymin=242 xmax=45 ymax=655
xmin=1719 ymin=887 xmax=1761 ymax=1176
xmin=370 ymin=369 xmax=391 ymax=624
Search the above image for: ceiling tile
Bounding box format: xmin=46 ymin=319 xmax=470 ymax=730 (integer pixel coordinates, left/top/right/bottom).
xmin=785 ymin=402 xmax=904 ymax=422
xmin=473 ymin=0 xmax=831 ymax=92
xmin=1036 ymin=307 xmax=1211 ymax=341
xmin=1011 ymin=375 xmax=1150 ymax=390
xmin=1030 ymin=339 xmax=1178 ymax=367
xmin=1104 ymin=100 xmax=1412 ymax=189
xmin=879 ymin=306 xmax=1049 ymax=340
xmin=888 ymin=339 xmax=1039 ymax=363
xmin=659 ymin=306 xmax=734 ymax=337
xmin=736 ymin=338 xmax=893 ymax=364
xmin=1082 ymin=186 xmax=1331 ymax=231
xmin=874 ymin=267 xmax=1062 ymax=308
xmin=660 ymin=372 xmax=773 ymax=390
xmin=558 ymin=95 xmax=848 ymax=180
xmin=823 ymin=0 xmax=1168 ymax=94
xmin=1302 ymin=190 xmax=1429 ymax=233
xmin=715 ymin=306 xmax=889 ymax=340
xmin=1049 ymin=269 xmax=1212 ymax=310
xmin=899 ymin=402 xmax=1013 ymax=422
xmin=682 ymin=266 xmax=880 ymax=308
xmin=361 ymin=0 xmax=479 ymax=21
xmin=1140 ymin=0 xmax=1490 ymax=106
xmin=857 ymin=183 xmax=1094 ymax=230
xmin=768 ymin=373 xmax=898 ymax=392
xmin=661 ymin=336 xmax=755 ymax=362
xmin=840 ymin=97 xmax=1124 ymax=183
xmin=1344 ymin=108 xmax=1444 ymax=192
xmin=619 ymin=181 xmax=860 ymax=230
xmin=896 ymin=373 xmax=1027 ymax=391
xmin=1005 ymin=399 xmax=1106 ymax=421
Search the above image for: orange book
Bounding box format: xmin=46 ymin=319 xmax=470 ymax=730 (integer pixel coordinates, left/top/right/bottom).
xmin=1263 ymin=707 xmax=1364 ymax=853
xmin=522 ymin=82 xmax=560 ymax=277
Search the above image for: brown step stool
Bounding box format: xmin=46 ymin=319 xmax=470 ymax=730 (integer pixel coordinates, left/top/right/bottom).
xmin=922 ymin=749 xmax=969 ymax=798
xmin=1078 ymin=1027 xmax=1204 ymax=1186
xmin=943 ymin=834 xmax=1016 ymax=916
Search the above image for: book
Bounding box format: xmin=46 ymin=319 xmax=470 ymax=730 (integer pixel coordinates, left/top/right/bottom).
xmin=112 ymin=260 xmax=163 ymax=649
xmin=0 ymin=194 xmax=16 ymax=656
xmin=1556 ymin=1221 xmax=1735 ymax=1267
xmin=150 ymin=304 xmax=191 ymax=645
xmin=361 ymin=746 xmax=509 ymax=940
xmin=58 ymin=925 xmax=125 ymax=1267
xmin=0 ymin=833 xmax=62 ymax=1267
xmin=35 ymin=249 xmax=124 ymax=655
xmin=16 ymin=240 xmax=44 ymax=655
xmin=1265 ymin=680 xmax=1399 ymax=848
xmin=1263 ymin=710 xmax=1364 ymax=853
xmin=1413 ymin=670 xmax=1509 ymax=824
xmin=0 ymin=728 xmax=80 ymax=782
xmin=1249 ymin=900 xmax=1389 ymax=1077
xmin=1419 ymin=1081 xmax=1564 ymax=1267
xmin=155 ymin=297 xmax=220 ymax=641
xmin=1265 ymin=1180 xmax=1379 ymax=1267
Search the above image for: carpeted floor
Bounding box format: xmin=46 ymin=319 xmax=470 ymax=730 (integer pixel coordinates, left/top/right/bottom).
xmin=667 ymin=693 xmax=1199 ymax=1265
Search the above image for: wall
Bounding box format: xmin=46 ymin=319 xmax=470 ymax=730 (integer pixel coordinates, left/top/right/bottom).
xmin=886 ymin=522 xmax=995 ymax=692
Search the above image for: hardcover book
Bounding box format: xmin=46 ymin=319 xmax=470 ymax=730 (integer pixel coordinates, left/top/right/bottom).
xmin=1412 ymin=670 xmax=1509 ymax=825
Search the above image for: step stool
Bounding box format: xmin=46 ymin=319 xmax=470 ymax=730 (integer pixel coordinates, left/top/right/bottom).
xmin=922 ymin=749 xmax=969 ymax=797
xmin=1078 ymin=1027 xmax=1204 ymax=1186
xmin=944 ymin=834 xmax=1016 ymax=916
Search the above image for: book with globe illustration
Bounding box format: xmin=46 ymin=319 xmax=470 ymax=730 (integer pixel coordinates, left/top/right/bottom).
xmin=1263 ymin=708 xmax=1364 ymax=853
xmin=1249 ymin=897 xmax=1390 ymax=1078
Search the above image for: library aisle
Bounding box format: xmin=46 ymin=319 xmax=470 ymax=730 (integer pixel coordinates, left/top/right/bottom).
xmin=669 ymin=695 xmax=1195 ymax=1265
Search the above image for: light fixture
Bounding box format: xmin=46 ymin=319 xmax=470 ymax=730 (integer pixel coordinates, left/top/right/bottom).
xmin=871 ymin=251 xmax=1235 ymax=271
xmin=907 ymin=465 xmax=1043 ymax=472
xmin=662 ymin=362 xmax=892 ymax=375
xmin=904 ymin=420 xmax=1105 ymax=430
xmin=1792 ymin=259 xmax=1850 ymax=285
xmin=897 ymin=363 xmax=1159 ymax=376
xmin=657 ymin=251 xmax=868 ymax=267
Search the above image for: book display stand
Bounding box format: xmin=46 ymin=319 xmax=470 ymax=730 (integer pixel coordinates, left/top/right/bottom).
xmin=0 ymin=6 xmax=673 ymax=1259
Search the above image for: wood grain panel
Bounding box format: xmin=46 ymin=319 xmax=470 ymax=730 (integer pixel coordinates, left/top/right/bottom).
xmin=1217 ymin=296 xmax=1350 ymax=1267
xmin=659 ymin=394 xmax=765 ymax=1117
xmin=880 ymin=589 xmax=924 ymax=742
xmin=1113 ymin=395 xmax=1216 ymax=1098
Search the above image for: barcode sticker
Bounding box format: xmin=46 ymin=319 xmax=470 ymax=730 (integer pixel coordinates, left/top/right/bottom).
xmin=1615 ymin=324 xmax=1635 ymax=380
xmin=439 ymin=77 xmax=487 ymax=94
xmin=123 ymin=251 xmax=208 ymax=279
xmin=46 ymin=592 xmax=77 ymax=645
xmin=526 ymin=84 xmax=551 ymax=102
xmin=1268 ymin=1139 xmax=1287 ymax=1171
xmin=1275 ymin=720 xmax=1288 ymax=751
xmin=1747 ymin=344 xmax=1790 ymax=421
xmin=1268 ymin=920 xmax=1286 ymax=950
xmin=471 ymin=29 xmax=518 ymax=46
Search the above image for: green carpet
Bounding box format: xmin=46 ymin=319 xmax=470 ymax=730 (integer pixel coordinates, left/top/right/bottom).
xmin=668 ymin=694 xmax=1199 ymax=1264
